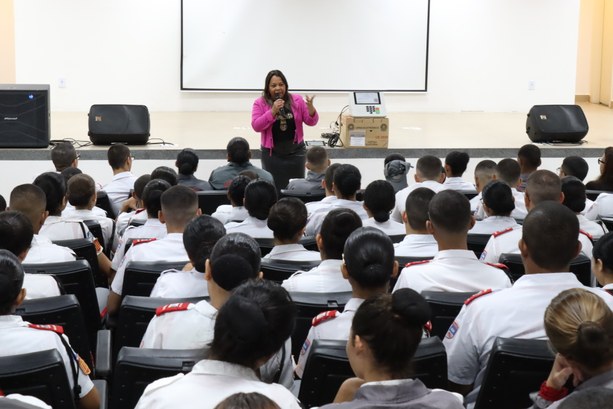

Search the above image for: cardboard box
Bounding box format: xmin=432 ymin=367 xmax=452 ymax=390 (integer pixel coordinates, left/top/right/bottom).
xmin=340 ymin=115 xmax=389 ymax=148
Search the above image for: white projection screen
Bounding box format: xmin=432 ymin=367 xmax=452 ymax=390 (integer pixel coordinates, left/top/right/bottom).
xmin=181 ymin=0 xmax=430 ymax=92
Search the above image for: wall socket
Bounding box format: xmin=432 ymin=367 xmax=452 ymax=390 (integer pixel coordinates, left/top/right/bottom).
xmin=528 ymin=80 xmax=536 ymax=91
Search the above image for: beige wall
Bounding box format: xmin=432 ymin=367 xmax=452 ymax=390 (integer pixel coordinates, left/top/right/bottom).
xmin=0 ymin=0 xmax=15 ymax=83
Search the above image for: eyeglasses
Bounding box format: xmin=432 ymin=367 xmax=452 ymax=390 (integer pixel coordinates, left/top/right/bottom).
xmin=599 ymin=158 xmax=606 ymax=165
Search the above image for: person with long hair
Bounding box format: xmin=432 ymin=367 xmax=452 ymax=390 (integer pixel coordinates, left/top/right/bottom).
xmin=251 ymin=69 xmax=319 ymax=191
xmin=586 ymin=147 xmax=613 ymax=191
xmin=531 ymin=288 xmax=613 ymax=408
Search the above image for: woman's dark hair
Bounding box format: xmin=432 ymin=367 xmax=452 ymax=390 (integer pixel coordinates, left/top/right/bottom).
xmin=244 ymin=180 xmax=278 ymax=220
xmin=151 ymin=166 xmax=178 ymax=186
xmin=142 ymin=179 xmax=172 ymax=218
xmin=176 ymin=148 xmax=199 ymax=176
xmin=262 ymin=69 xmax=292 ymax=109
xmin=183 ymin=215 xmax=226 ymax=272
xmin=593 ymin=232 xmax=613 ymax=273
xmin=33 ymin=172 xmax=66 ymax=215
xmin=214 ymin=393 xmax=280 ymax=409
xmin=267 ymin=197 xmax=307 ymax=242
xmin=228 ymin=175 xmax=252 ymax=206
xmin=482 ymin=180 xmax=515 ymax=216
xmin=363 ymin=180 xmax=395 ymax=222
xmin=351 ymin=289 xmax=431 ymax=378
xmin=320 ymin=209 xmax=362 ymax=260
xmin=561 ymin=176 xmax=587 ymax=214
xmin=0 ymin=250 xmax=25 ymax=315
xmin=592 ymin=147 xmax=613 ymax=189
xmin=344 ymin=227 xmax=394 ymax=289
xmin=211 ymin=280 xmax=296 ymax=369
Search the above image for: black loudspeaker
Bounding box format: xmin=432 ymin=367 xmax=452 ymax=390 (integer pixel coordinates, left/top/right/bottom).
xmin=526 ymin=105 xmax=588 ymax=143
xmin=0 ymin=84 xmax=50 ymax=148
xmin=88 ymin=104 xmax=150 ymax=145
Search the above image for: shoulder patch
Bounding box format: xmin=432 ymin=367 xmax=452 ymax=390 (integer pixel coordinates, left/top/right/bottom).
xmin=312 ymin=310 xmax=339 ymax=326
xmin=485 ymin=262 xmax=508 ymax=270
xmin=28 ymin=323 xmax=64 ymax=334
xmin=133 ymin=238 xmax=157 ymax=246
xmin=155 ymin=302 xmax=192 ymax=316
xmin=493 ymin=227 xmax=514 ymax=238
xmin=135 ymin=208 xmax=146 ymax=214
xmin=579 ymin=229 xmax=593 ymax=241
xmin=464 ymin=289 xmax=493 ymax=305
xmin=605 ymin=289 xmax=613 ymax=296
xmin=404 ymin=260 xmax=432 ymax=268
xmin=445 ymin=321 xmax=459 ymax=339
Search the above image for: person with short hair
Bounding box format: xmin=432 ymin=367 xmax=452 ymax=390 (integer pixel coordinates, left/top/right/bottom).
xmin=592 ymin=232 xmax=613 ymax=294
xmin=282 ymin=208 xmax=362 ymax=293
xmin=295 ymin=227 xmax=398 ymax=378
xmin=394 ymin=187 xmax=438 ymax=258
xmin=51 ymin=141 xmax=78 ymax=172
xmin=474 ymin=158 xmax=527 ymax=220
xmin=559 ymin=155 xmax=589 ymax=181
xmin=393 ymin=190 xmax=511 ymax=294
xmin=209 ymin=137 xmax=274 ymax=190
xmin=225 ymin=180 xmax=277 ymax=238
xmin=136 ymin=279 xmax=301 ymax=409
xmin=211 ymin=175 xmax=252 ymax=225
xmin=320 ymin=289 xmax=464 ymax=409
xmin=103 ymin=144 xmax=137 ymax=214
xmin=0 ymin=250 xmax=100 ymax=409
xmin=391 ymin=155 xmax=447 ymax=223
xmin=469 ymin=160 xmax=496 ymax=214
xmin=383 ymin=153 xmax=412 ymax=193
xmin=264 ymin=198 xmax=320 ymax=261
xmin=214 ymin=393 xmax=280 ymax=409
xmin=305 ymin=163 xmax=341 ymax=215
xmin=151 ymin=166 xmax=178 ymax=186
xmin=285 ymin=145 xmax=329 ymax=194
xmin=361 ymin=180 xmax=404 ymax=235
xmin=469 ymin=181 xmax=519 ymax=234
xmin=530 ymin=288 xmax=613 ymax=408
xmin=114 ymin=173 xmax=152 ymax=237
xmin=561 ymin=176 xmax=607 ymax=240
xmin=176 ymin=148 xmax=211 ymax=191
xmin=443 ymin=151 xmax=474 ymax=191
xmin=444 ymin=202 xmax=613 ymax=408
xmin=517 ymin=143 xmax=542 ymax=192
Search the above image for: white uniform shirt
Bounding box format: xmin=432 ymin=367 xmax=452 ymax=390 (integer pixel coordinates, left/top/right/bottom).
xmin=470 ymin=193 xmax=481 ymax=213
xmin=23 ymin=274 xmax=61 ymax=300
xmin=23 ymin=235 xmax=76 ymax=264
xmin=0 ymin=394 xmax=51 ymax=408
xmin=63 ymin=204 xmax=107 ymax=218
xmin=262 ymin=244 xmax=321 ymax=262
xmin=103 ymin=171 xmax=137 ymax=215
xmin=393 ymin=234 xmax=438 ymax=258
xmin=281 ymin=259 xmax=350 ymax=293
xmin=295 ymin=297 xmax=364 ymax=378
xmin=392 ymin=181 xmax=447 ymax=223
xmin=469 ymin=216 xmax=519 ymax=235
xmin=0 ymin=315 xmax=94 ymax=399
xmin=305 ymin=195 xmax=336 ymax=216
xmin=480 ymin=226 xmax=594 ymax=264
xmin=39 ymin=216 xmax=90 ymax=241
xmin=444 ymin=177 xmax=475 ymax=191
xmin=393 ymin=250 xmax=512 ymax=294
xmin=225 ymin=216 xmax=274 ymax=239
xmin=305 ymin=198 xmax=369 ymax=237
xmin=577 ymin=214 xmax=607 ymax=240
xmin=115 ymin=208 xmax=148 ymax=238
xmin=111 ymin=233 xmax=188 ymax=295
xmin=474 ymin=188 xmax=527 ymax=221
xmin=211 ymin=205 xmax=248 ymax=225
xmin=62 ymin=208 xmax=115 ymax=251
xmin=443 ymin=273 xmax=613 ymax=408
xmin=586 ymin=193 xmax=613 ymax=219
xmin=135 ymin=359 xmax=301 ymax=409
xmin=150 ymin=268 xmax=208 ymax=298
xmin=362 ymin=218 xmax=405 ymax=236
xmin=111 ymin=218 xmax=167 ymax=271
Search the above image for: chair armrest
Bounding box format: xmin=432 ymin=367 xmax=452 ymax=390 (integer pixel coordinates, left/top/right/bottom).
xmin=92 ymin=379 xmax=108 ymax=409
xmin=95 ymin=329 xmax=112 ymax=379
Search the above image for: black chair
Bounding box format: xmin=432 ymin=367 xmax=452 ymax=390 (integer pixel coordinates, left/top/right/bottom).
xmin=53 ymin=238 xmax=106 ymax=288
xmin=289 ymin=291 xmax=352 ymax=360
xmin=121 ymin=260 xmax=188 ymax=299
xmin=255 ymin=238 xmax=275 ymax=257
xmin=467 ymin=233 xmax=492 ymax=259
xmin=113 ymin=295 xmax=206 ymax=361
xmin=23 ymin=260 xmax=101 ymax=352
xmin=95 ymin=190 xmax=116 ymax=220
xmin=298 ymin=337 xmax=447 ymax=408
xmin=280 ymin=189 xmax=325 ymax=204
xmin=421 ymin=291 xmax=476 ymax=339
xmin=459 ymin=190 xmax=479 ymax=200
xmin=197 ymin=190 xmax=230 ymax=216
xmin=299 ymin=236 xmax=318 ymax=251
xmin=601 ymin=217 xmax=613 ymax=232
xmin=128 ymin=218 xmax=146 ymax=228
xmin=474 ymin=337 xmax=554 ymax=409
xmin=499 ymin=253 xmax=592 ymax=286
xmin=261 ymin=259 xmax=321 ymax=284
xmin=110 ymin=347 xmax=207 ymax=409
xmin=388 ymin=234 xmax=405 ymax=244
xmin=586 ymin=189 xmax=613 ymax=201
xmin=83 ymin=219 xmax=114 ymax=258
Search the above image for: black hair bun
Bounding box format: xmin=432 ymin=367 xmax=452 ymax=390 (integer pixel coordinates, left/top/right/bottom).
xmin=391 ymin=288 xmax=431 ymax=327
xmin=223 ymin=294 xmax=267 ymax=345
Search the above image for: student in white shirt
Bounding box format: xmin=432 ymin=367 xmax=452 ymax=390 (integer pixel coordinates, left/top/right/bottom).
xmin=469 ymin=181 xmax=519 ymax=235
xmin=361 ymin=180 xmax=405 ymax=236
xmin=225 ymin=180 xmax=277 ymax=239
xmin=211 ymin=175 xmax=251 ymax=225
xmin=305 ymin=163 xmax=341 ymax=216
xmin=469 ymin=160 xmax=496 ymax=214
xmin=51 ymin=141 xmax=79 ymax=172
xmin=561 ymin=176 xmax=607 ymax=240
xmin=592 ymin=232 xmax=613 ymax=294
xmin=102 ymin=144 xmax=137 ymax=215
xmin=115 ymin=174 xmax=151 ymax=238
xmin=394 ymin=188 xmax=438 ymax=258
xmin=474 ymin=159 xmax=527 ymax=221
xmin=443 ymin=151 xmax=475 ymax=191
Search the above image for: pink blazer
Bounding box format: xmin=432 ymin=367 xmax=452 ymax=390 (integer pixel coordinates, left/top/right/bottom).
xmin=251 ymin=93 xmax=319 ymax=149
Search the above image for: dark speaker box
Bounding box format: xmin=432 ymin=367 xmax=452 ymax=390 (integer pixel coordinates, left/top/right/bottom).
xmin=526 ymin=105 xmax=588 ymax=143
xmin=88 ymin=104 xmax=150 ymax=145
xmin=0 ymin=84 xmax=50 ymax=148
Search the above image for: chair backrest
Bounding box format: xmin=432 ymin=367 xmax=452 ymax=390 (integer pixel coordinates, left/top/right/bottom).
xmin=298 ymin=336 xmax=447 ymax=408
xmin=279 ymin=189 xmax=326 ymax=204
xmin=289 ymin=291 xmax=352 ymax=360
xmin=113 ymin=295 xmax=206 ymax=361
xmin=128 ymin=218 xmax=146 ymax=228
xmin=0 ymin=349 xmax=76 ymax=409
xmin=420 ymin=291 xmax=477 ymax=339
xmin=110 ymin=347 xmax=207 ymax=409
xmin=299 ymin=236 xmax=318 ymax=251
xmin=197 ymin=190 xmax=230 ymax=216
xmin=586 ymin=189 xmax=613 ymax=201
xmin=83 ymin=219 xmax=114 ymax=257
xmin=260 ymin=259 xmax=321 ymax=284
xmin=121 ymin=261 xmax=188 ymax=299
xmin=467 ymin=233 xmax=492 ymax=259
xmin=23 ymin=260 xmax=101 ymax=354
xmin=459 ymin=190 xmax=479 ymax=200
xmin=474 ymin=337 xmax=554 ymax=409
xmin=255 ymin=238 xmax=275 ymax=257
xmin=53 ymin=238 xmax=106 ymax=287
xmin=499 ymin=253 xmax=592 ymax=286
xmin=95 ymin=190 xmax=116 ymax=220
xmin=388 ymin=234 xmax=405 ymax=244
xmin=14 ymin=294 xmax=94 ymax=369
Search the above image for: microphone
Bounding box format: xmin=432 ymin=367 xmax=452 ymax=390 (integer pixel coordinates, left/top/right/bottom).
xmin=275 ymin=92 xmax=286 ymax=116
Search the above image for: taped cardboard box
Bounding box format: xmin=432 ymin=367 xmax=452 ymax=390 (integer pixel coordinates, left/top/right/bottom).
xmin=340 ymin=115 xmax=389 ymax=148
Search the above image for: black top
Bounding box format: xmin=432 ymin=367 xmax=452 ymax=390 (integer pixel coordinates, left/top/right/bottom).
xmin=272 ymin=108 xmax=298 ymax=155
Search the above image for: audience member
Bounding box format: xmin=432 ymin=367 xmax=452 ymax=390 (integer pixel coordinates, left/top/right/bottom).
xmin=559 ymin=155 xmax=589 ymax=181
xmin=394 ymin=187 xmax=438 ymax=258
xmin=443 ymin=151 xmax=474 ymax=191
xmin=225 ymin=180 xmax=277 ymax=238
xmin=211 ymin=175 xmax=251 ymax=224
xmin=517 ymin=144 xmax=541 ymax=192
xmin=151 ymin=166 xmax=178 ymax=186
xmin=114 ymin=173 xmax=151 ymax=237
xmin=475 ymin=158 xmax=527 ymax=220
xmin=51 ymin=141 xmax=78 ymax=172
xmin=586 ymin=147 xmax=613 ymax=191
xmin=176 ymin=148 xmax=211 ymax=191
xmin=102 ymin=144 xmax=137 ymax=214
xmin=0 ymin=194 xmax=5 ymax=212
xmin=469 ymin=181 xmax=518 ymax=234
xmin=209 ymin=137 xmax=274 ymax=189
xmin=383 ymin=153 xmax=412 ymax=193
xmin=557 ymin=388 xmax=613 ymax=409
xmin=393 ymin=190 xmax=511 ymax=294
xmin=469 ymin=159 xmax=496 ymax=213
xmin=361 ymin=180 xmax=404 ymax=235
xmin=592 ymin=232 xmax=613 ymax=294
xmin=214 ymin=393 xmax=281 ymax=409
xmin=285 ymin=145 xmax=328 ymax=194
xmin=305 ymin=163 xmax=341 ymax=215
xmin=562 ymin=176 xmax=607 ymax=240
